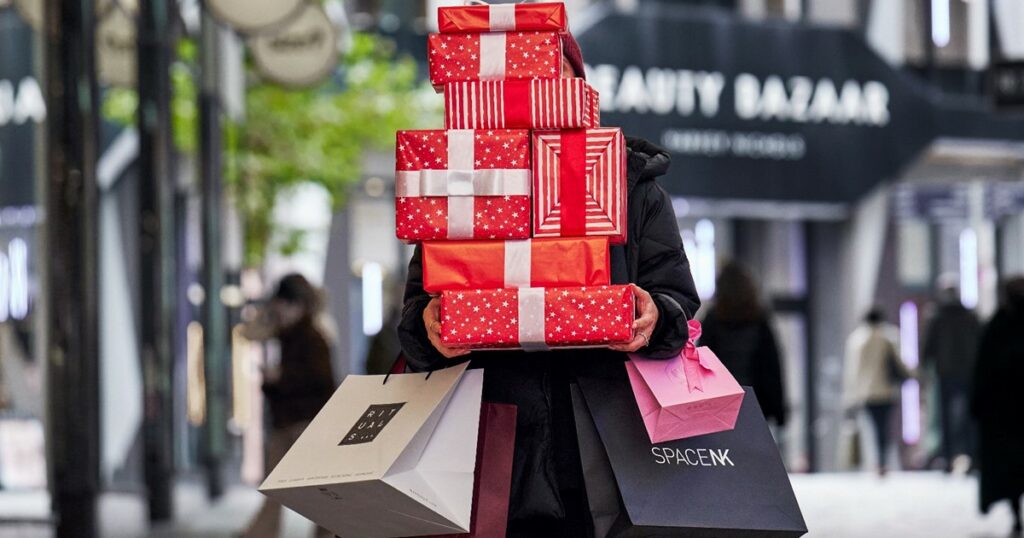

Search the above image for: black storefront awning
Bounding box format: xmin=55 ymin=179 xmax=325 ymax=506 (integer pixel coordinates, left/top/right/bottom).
xmin=575 ymin=4 xmax=1024 ymax=205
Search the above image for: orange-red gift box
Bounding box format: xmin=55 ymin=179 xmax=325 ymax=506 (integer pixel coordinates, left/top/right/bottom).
xmin=395 ymin=128 xmax=531 ymax=242
xmin=437 ymin=2 xmax=567 ymax=34
xmin=428 ymin=31 xmax=563 ymax=88
xmin=421 ymin=237 xmax=611 ymax=293
xmin=440 ymin=285 xmax=634 ymax=350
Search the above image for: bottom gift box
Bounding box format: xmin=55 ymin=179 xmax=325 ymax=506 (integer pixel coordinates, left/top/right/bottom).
xmin=440 ymin=285 xmax=635 ymax=350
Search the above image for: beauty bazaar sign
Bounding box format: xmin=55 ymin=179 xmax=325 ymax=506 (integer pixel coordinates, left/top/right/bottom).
xmin=587 ymin=66 xmax=891 ymax=161
xmin=575 ymin=5 xmax=1022 ymax=205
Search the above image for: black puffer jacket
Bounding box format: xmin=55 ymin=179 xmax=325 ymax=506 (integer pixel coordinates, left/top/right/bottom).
xmin=398 ymin=138 xmax=700 ymax=531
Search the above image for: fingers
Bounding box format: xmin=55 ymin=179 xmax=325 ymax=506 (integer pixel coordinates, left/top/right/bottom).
xmin=629 ymin=284 xmax=658 ymax=332
xmin=612 ymin=284 xmax=658 ymax=353
xmin=423 ymin=297 xmax=471 ymax=359
xmin=633 ymin=312 xmax=656 ymax=334
xmin=609 ymin=335 xmax=645 ymax=353
xmin=423 ymin=297 xmax=441 ymax=324
xmin=428 ymin=331 xmax=471 ymax=359
xmin=630 ymin=283 xmax=653 ymax=303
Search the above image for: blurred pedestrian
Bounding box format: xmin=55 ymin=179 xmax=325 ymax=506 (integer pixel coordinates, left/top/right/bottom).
xmin=841 ymin=307 xmax=912 ymax=477
xmin=699 ymin=261 xmax=788 ymax=426
xmin=922 ymin=278 xmax=980 ymax=473
xmin=364 ymin=276 xmax=404 ymax=375
xmin=399 ymin=33 xmax=702 ymax=538
xmin=241 ymin=274 xmax=336 ymax=538
xmin=972 ymin=277 xmax=1024 ymax=536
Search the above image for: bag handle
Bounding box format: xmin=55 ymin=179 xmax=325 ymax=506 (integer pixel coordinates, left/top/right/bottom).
xmin=381 ymin=354 xmax=473 ymax=385
xmin=382 ymin=354 xmax=436 ymax=385
xmin=382 ymin=368 xmax=435 ymax=385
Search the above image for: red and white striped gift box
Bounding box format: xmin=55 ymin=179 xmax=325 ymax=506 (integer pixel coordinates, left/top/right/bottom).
xmin=444 ymin=78 xmax=600 ymax=130
xmin=395 ymin=129 xmax=532 ymax=242
xmin=532 ymin=128 xmax=627 ymax=244
xmin=428 ymin=31 xmax=562 ymax=88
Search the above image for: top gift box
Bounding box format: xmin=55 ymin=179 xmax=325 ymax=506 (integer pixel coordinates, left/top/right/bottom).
xmin=437 ymin=2 xmax=568 ymax=34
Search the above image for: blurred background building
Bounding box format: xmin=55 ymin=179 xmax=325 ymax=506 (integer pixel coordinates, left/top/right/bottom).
xmin=0 ymin=0 xmax=1022 ymax=536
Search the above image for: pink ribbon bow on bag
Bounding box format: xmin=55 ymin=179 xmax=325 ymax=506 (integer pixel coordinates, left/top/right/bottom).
xmin=680 ymin=320 xmax=714 ymax=393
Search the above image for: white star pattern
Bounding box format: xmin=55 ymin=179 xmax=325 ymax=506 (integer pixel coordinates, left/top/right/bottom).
xmin=439 ymin=286 xmax=634 ymax=349
xmin=428 ymin=31 xmax=561 ymax=86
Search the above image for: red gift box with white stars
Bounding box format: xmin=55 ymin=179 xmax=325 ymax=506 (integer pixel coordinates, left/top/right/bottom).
xmin=395 ymin=128 xmax=531 ymax=242
xmin=428 ymin=31 xmax=563 ymax=88
xmin=439 ymin=285 xmax=635 ymax=350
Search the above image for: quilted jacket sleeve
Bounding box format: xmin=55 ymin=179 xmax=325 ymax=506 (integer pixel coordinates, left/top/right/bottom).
xmin=397 ymin=245 xmax=448 ymax=372
xmin=633 ymin=180 xmax=702 ymax=358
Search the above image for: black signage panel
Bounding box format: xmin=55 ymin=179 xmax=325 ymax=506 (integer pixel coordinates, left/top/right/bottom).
xmin=576 ymin=5 xmax=1020 ymax=204
xmin=0 ymin=11 xmax=40 ymax=208
xmin=991 ymin=61 xmax=1024 ymax=110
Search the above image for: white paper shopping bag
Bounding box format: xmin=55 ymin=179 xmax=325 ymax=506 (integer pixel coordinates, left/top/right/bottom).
xmin=259 ymin=362 xmax=483 ymax=537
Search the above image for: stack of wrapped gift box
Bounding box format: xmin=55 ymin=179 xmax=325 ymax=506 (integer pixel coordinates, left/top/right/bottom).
xmin=396 ymin=1 xmax=634 ymax=351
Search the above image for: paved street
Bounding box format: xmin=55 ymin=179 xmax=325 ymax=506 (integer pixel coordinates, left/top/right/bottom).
xmin=793 ymin=473 xmax=1015 ymax=538
xmin=0 ymin=472 xmax=1017 ymax=537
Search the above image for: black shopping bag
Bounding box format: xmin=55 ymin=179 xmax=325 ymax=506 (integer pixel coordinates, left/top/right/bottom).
xmin=572 ymin=374 xmax=807 ymax=537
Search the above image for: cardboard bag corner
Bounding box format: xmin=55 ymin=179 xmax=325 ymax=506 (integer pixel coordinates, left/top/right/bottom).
xmin=260 ymin=362 xmax=483 ymax=538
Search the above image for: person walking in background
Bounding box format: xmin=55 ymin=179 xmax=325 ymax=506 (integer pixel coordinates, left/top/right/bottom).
xmin=364 ymin=277 xmax=405 ymax=375
xmin=241 ymin=274 xmax=336 ymax=538
xmin=972 ymin=277 xmax=1024 ymax=536
xmin=842 ymin=307 xmax=912 ymax=477
xmin=922 ymin=279 xmax=980 ymax=473
xmin=699 ymin=261 xmax=787 ymax=427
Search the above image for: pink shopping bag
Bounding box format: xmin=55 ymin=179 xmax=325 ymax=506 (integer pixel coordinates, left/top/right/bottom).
xmin=626 ymin=320 xmax=745 ymax=443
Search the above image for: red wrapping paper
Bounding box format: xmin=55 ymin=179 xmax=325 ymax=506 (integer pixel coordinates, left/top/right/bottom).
xmin=438 ymin=3 xmax=567 ymax=33
xmin=444 ymin=78 xmax=600 ymax=130
xmin=533 ymin=128 xmax=628 ymax=244
xmin=428 ymin=31 xmax=562 ymax=88
xmin=421 ymin=237 xmax=611 ymax=293
xmin=395 ymin=129 xmax=531 ymax=242
xmin=440 ymin=285 xmax=634 ymax=350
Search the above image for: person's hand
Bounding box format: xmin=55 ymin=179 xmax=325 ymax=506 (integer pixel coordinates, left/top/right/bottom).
xmin=423 ymin=297 xmax=471 ymax=359
xmin=609 ymin=284 xmax=659 ymax=353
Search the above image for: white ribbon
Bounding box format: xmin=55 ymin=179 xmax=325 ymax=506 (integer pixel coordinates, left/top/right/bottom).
xmin=448 ymin=129 xmax=474 ymax=170
xmin=394 ymin=169 xmax=530 ymax=197
xmin=395 ymin=130 xmax=529 ymax=196
xmin=447 ymin=197 xmax=475 ymax=239
xmin=488 ymin=4 xmax=517 ymax=31
xmin=479 ymin=33 xmax=506 ymax=79
xmin=447 ymin=131 xmax=477 ymax=239
xmin=518 ymin=287 xmax=548 ymax=351
xmin=504 ymin=240 xmax=532 ymax=288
